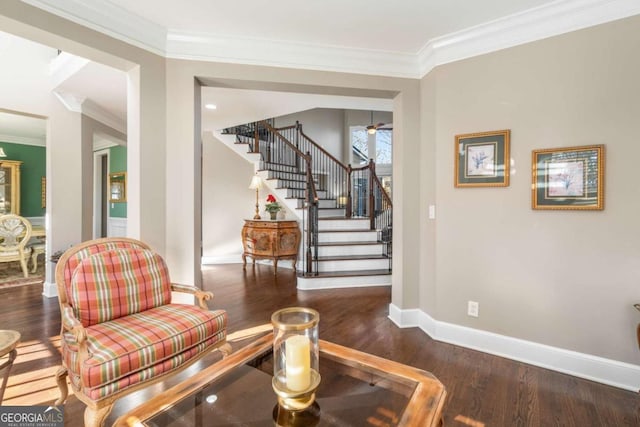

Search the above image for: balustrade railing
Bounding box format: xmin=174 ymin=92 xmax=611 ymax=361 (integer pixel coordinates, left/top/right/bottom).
xmin=223 ymin=119 xmax=392 ymax=275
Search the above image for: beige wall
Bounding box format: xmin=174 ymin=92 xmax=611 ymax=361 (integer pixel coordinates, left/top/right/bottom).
xmin=275 ymin=108 xmax=345 ymax=162
xmin=422 ymin=15 xmax=640 ymax=364
xmin=201 ymin=132 xmax=255 ymax=260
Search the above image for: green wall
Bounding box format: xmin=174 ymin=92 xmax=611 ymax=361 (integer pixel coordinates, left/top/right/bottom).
xmin=0 ymin=142 xmax=46 ymax=217
xmin=108 ymin=145 xmax=127 ymax=218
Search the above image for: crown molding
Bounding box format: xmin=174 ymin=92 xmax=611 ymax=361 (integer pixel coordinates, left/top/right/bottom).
xmin=166 ymin=31 xmax=420 ymax=78
xmin=82 ymin=99 xmax=126 ymax=134
xmin=22 ymin=0 xmax=640 ymax=79
xmin=49 ymin=52 xmax=90 ymax=88
xmin=418 ymin=0 xmax=640 ymax=76
xmin=0 ymin=133 xmax=45 ymax=146
xmin=93 ymin=135 xmax=118 ymax=151
xmin=53 ymin=91 xmax=126 ymax=133
xmin=52 ymin=90 xmax=84 ymax=112
xmin=21 ymin=0 xmax=166 ymax=56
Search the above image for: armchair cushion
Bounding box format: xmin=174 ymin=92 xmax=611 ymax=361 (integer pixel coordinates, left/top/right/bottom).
xmin=62 ymin=240 xmax=149 ymax=299
xmin=69 ymin=248 xmax=172 ymax=327
xmin=62 ymin=304 xmax=227 ymax=400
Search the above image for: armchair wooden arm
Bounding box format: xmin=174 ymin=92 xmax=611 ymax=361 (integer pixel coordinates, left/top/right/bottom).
xmin=61 ymin=305 xmax=87 ymax=344
xmin=171 ymin=283 xmax=214 ymax=309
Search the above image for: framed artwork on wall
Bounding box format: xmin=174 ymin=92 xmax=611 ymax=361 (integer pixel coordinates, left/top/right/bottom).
xmin=455 ymin=130 xmax=510 ymax=187
xmin=109 ymin=172 xmax=127 ymax=203
xmin=531 ymin=145 xmax=604 ymax=210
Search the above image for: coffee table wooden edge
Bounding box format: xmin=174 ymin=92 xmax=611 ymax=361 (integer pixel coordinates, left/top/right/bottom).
xmin=319 ymin=340 xmax=447 ymax=426
xmin=113 ymin=332 xmax=447 ymax=427
xmin=113 ymin=333 xmax=273 ymax=427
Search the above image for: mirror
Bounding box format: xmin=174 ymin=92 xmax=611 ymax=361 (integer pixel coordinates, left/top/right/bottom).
xmin=109 ymin=172 xmax=127 ymax=203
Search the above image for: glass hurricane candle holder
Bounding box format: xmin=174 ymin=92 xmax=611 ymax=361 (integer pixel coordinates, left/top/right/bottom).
xmin=271 ymin=307 xmax=321 ymax=411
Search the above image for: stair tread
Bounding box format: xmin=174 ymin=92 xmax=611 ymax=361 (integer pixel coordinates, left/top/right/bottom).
xmin=317 ymin=229 xmax=378 ymax=233
xmin=297 ymin=269 xmax=391 ymax=278
xmin=265 ymin=171 xmax=306 ymax=176
xmin=317 ymin=241 xmax=382 ymax=246
xmin=316 ymin=217 xmax=368 ymax=221
xmin=290 ymin=200 xmax=336 ymax=204
xmin=267 ymin=178 xmax=305 ymax=183
xmin=316 ymin=254 xmax=389 ymax=261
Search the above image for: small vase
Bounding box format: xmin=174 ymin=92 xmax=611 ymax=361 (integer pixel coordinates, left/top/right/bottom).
xmin=270 ymin=211 xmax=277 ymax=220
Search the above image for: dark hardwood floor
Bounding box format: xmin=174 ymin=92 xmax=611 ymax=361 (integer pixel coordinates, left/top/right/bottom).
xmin=1 ymin=263 xmax=638 ymax=426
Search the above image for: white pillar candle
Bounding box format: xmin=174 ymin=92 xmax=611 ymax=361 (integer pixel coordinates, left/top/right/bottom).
xmin=285 ymin=335 xmax=311 ymax=391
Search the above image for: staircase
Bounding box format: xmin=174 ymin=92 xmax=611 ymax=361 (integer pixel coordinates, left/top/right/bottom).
xmin=219 ymin=120 xmax=392 ymax=290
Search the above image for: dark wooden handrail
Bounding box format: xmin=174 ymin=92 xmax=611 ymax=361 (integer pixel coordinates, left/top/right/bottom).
xmin=298 ymin=126 xmax=348 ymax=173
xmin=372 ymin=173 xmax=392 ymax=206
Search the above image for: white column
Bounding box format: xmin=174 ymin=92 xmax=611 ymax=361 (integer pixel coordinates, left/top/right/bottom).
xmin=44 ymin=100 xmax=84 ymax=297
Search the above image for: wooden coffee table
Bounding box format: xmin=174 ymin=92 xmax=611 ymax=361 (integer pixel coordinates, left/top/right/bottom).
xmin=114 ymin=332 xmax=446 ymax=426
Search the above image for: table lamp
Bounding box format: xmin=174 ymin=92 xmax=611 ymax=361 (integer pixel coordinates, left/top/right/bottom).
xmin=249 ymin=174 xmax=262 ymax=219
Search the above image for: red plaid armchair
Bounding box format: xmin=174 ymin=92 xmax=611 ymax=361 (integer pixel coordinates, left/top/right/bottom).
xmin=54 ymin=238 xmax=230 ymax=426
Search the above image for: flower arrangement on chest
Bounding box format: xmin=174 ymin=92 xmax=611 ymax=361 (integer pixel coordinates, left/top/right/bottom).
xmin=265 ymin=194 xmax=282 ymax=213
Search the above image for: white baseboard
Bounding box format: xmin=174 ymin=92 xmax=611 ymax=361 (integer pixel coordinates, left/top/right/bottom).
xmin=297 ymin=275 xmax=391 ymax=290
xmin=389 ymin=304 xmax=640 ymax=392
xmin=202 ymin=255 xmax=298 ymax=271
xmin=108 ymin=217 xmax=127 ymax=237
xmin=26 ymin=216 xmax=45 ymax=227
xmin=201 ymin=255 xmax=243 ymax=264
xmin=42 ymin=281 xmax=58 ymax=298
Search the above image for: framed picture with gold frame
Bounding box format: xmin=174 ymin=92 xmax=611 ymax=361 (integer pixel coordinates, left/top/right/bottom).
xmin=532 ymin=145 xmax=604 ymax=210
xmin=109 ymin=172 xmax=127 ymax=203
xmin=455 ymin=130 xmax=510 ymax=187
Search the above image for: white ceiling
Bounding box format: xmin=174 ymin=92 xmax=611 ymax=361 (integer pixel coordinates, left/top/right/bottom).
xmin=0 ymin=111 xmax=46 ymax=146
xmin=4 ymin=0 xmax=640 ymax=140
xmin=22 ymin=0 xmax=640 ymax=77
xmin=105 ymin=0 xmax=552 ymax=53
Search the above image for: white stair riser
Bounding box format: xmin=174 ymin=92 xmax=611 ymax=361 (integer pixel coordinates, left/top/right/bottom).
xmin=317 ymin=244 xmax=383 ymax=257
xmin=318 ymin=219 xmax=370 ymax=231
xmin=297 ymin=275 xmax=391 ymax=290
xmin=317 ymin=209 xmax=345 ymax=218
xmin=272 ymin=179 xmax=305 ymax=189
xmin=317 ymin=258 xmax=390 ymax=272
xmin=318 ymin=231 xmax=378 ymax=243
xmin=268 ymin=171 xmax=306 ymax=182
xmin=298 ymin=198 xmax=336 ymax=211
xmin=260 ymin=162 xmax=298 ymax=173
xmin=287 ymin=189 xmax=328 ymax=199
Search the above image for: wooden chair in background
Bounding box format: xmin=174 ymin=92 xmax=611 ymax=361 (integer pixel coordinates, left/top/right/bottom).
xmin=0 ymin=214 xmax=32 ymax=278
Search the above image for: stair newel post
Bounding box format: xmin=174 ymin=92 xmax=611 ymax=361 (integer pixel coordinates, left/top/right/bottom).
xmin=253 ymin=122 xmax=260 ymax=154
xmin=267 ymin=123 xmax=273 ymax=163
xmin=346 ymin=164 xmax=353 ymax=218
xmin=304 ymin=152 xmax=313 ymax=275
xmin=369 ymin=159 xmax=376 ymax=230
xmin=295 ymin=121 xmax=301 ymax=171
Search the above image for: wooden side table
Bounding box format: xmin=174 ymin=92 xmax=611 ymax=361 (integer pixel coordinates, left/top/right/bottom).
xmin=0 ymin=330 xmax=20 ymax=403
xmin=241 ymin=220 xmax=301 ymax=274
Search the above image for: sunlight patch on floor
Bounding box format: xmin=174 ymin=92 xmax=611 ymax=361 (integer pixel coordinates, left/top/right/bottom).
xmin=4 ymin=365 xmax=70 ymax=405
xmin=454 ymin=414 xmax=485 ymax=426
xmin=13 ymin=340 xmax=54 ymax=364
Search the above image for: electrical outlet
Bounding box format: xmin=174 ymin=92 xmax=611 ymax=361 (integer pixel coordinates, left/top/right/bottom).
xmin=467 ymin=301 xmax=479 ymax=317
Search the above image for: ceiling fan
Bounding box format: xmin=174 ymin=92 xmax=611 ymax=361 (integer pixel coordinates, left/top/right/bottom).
xmin=366 ymin=111 xmax=392 ymax=134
